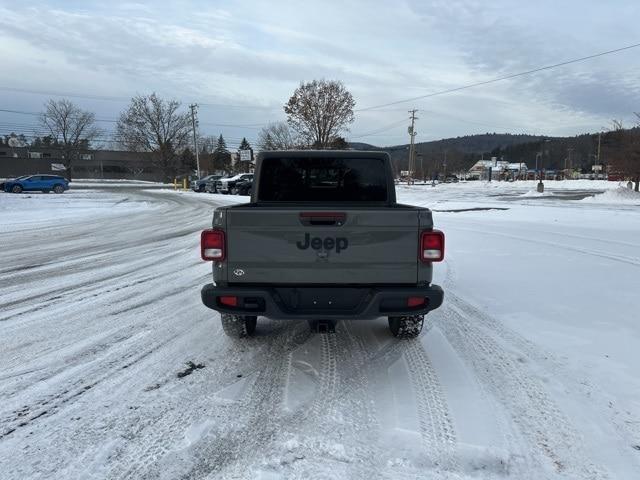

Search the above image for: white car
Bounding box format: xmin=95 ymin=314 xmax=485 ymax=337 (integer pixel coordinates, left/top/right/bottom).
xmin=216 ymin=173 xmax=253 ymax=194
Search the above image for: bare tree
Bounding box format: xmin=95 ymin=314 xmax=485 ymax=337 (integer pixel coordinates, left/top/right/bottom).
xmin=116 ymin=93 xmax=192 ymax=181
xmin=257 ymin=122 xmax=300 ymax=151
xmin=284 ymin=79 xmax=355 ymax=148
xmin=40 ymin=99 xmax=100 ymax=181
xmin=608 ymin=114 xmax=640 ymax=191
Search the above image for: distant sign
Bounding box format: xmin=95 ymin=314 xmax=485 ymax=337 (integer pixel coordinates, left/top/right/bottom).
xmin=51 ymin=163 xmax=66 ymax=171
xmin=400 ymin=170 xmax=410 ymax=176
xmin=592 ymin=164 xmax=603 ymax=172
xmin=239 ymin=150 xmax=252 ymax=162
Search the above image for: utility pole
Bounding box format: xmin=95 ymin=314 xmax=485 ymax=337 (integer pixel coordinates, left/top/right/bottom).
xmin=566 ymin=147 xmax=573 ymax=179
xmin=408 ymin=109 xmax=418 ymax=182
xmin=189 ymin=104 xmax=201 ymax=179
xmin=443 ymin=150 xmax=447 ymax=178
xmin=597 ymin=131 xmax=602 ymax=165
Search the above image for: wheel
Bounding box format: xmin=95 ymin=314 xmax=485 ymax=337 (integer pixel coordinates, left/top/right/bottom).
xmin=53 ymin=184 xmax=65 ymax=194
xmin=198 ymin=185 xmax=205 ymax=192
xmin=220 ymin=314 xmax=257 ymax=338
xmin=231 ymin=187 xmax=239 ymax=195
xmin=388 ymin=315 xmax=424 ymax=339
xmin=11 ymin=185 xmax=23 ymax=193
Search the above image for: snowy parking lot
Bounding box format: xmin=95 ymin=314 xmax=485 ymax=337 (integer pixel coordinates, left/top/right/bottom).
xmin=1 ymin=181 xmax=639 ymax=479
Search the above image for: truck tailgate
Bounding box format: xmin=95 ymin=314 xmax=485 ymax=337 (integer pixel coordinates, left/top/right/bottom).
xmin=225 ymin=208 xmax=421 ymax=284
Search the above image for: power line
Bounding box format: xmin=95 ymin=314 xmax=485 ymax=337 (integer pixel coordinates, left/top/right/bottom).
xmin=357 ymin=42 xmax=640 ymax=112
xmin=350 ymin=118 xmax=408 ymax=138
xmin=0 ymin=108 xmax=269 ymax=129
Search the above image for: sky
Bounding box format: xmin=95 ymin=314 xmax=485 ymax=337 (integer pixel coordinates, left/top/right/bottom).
xmin=0 ymin=0 xmax=639 ymax=149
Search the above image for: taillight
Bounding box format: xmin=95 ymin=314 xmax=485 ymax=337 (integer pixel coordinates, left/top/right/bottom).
xmin=420 ymin=230 xmax=445 ymax=262
xmin=407 ymin=296 xmax=426 ymax=307
xmin=201 ymin=229 xmax=225 ymax=261
xmin=218 ymin=296 xmax=238 ymax=307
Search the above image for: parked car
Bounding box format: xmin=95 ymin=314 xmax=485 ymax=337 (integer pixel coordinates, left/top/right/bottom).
xmin=191 ymin=175 xmax=220 ymax=193
xmin=231 ymin=177 xmax=253 ymax=195
xmin=3 ymin=175 xmax=69 ymax=194
xmin=216 ymin=173 xmax=253 ymax=194
xmin=204 ymin=175 xmax=224 ymax=193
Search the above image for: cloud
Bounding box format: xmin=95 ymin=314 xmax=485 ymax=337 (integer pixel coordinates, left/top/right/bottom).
xmin=0 ymin=0 xmax=638 ymax=145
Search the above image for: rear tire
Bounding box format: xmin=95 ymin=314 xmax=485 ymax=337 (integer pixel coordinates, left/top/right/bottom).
xmin=11 ymin=185 xmax=23 ymax=193
xmin=53 ymin=184 xmax=64 ymax=194
xmin=388 ymin=315 xmax=424 ymax=339
xmin=220 ymin=314 xmax=257 ymax=338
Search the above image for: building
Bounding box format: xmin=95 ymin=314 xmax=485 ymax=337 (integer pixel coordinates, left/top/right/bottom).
xmin=468 ymin=157 xmax=528 ymax=180
xmin=1 ymin=147 xmax=161 ymax=181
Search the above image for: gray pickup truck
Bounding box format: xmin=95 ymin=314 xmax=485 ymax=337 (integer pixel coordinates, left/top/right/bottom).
xmin=200 ymin=151 xmax=444 ymax=339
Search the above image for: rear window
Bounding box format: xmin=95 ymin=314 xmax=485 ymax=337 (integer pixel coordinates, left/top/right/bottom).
xmin=258 ymin=157 xmax=387 ymax=202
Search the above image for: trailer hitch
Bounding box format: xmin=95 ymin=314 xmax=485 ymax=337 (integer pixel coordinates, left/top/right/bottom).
xmin=307 ymin=319 xmax=336 ymax=334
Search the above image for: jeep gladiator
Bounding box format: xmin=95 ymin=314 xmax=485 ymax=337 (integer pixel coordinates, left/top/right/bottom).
xmin=200 ymin=150 xmax=444 ymax=338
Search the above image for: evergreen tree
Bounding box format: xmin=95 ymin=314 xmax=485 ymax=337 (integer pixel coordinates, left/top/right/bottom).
xmin=239 ymin=137 xmax=251 ymax=150
xmin=180 ymin=147 xmax=197 ymax=173
xmin=212 ymin=134 xmax=231 ymax=172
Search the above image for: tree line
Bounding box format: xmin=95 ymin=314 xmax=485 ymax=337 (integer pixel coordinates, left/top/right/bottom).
xmin=2 ymin=78 xmax=638 ymax=189
xmin=1 ymin=79 xmax=356 ymax=181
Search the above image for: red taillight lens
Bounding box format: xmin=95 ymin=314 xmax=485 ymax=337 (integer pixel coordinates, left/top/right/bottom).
xmin=218 ymin=296 xmax=237 ymax=307
xmin=420 ymin=230 xmax=445 ymax=262
xmin=201 ymin=229 xmax=225 ymax=261
xmin=407 ymin=296 xmax=426 ymax=307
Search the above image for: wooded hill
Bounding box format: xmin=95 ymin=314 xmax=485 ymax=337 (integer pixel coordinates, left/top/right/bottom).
xmin=349 ymin=130 xmax=637 ymax=178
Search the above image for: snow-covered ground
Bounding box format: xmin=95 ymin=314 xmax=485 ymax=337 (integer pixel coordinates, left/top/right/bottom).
xmin=0 ymin=181 xmax=639 ymax=479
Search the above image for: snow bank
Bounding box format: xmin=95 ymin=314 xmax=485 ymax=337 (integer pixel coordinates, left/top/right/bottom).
xmin=71 ymin=179 xmax=166 ymax=188
xmin=580 ymin=187 xmax=640 ymax=204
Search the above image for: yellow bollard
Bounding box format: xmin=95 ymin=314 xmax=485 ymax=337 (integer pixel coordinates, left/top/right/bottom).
xmin=174 ymin=178 xmax=177 ymax=190
xmin=183 ymin=178 xmax=187 ymax=190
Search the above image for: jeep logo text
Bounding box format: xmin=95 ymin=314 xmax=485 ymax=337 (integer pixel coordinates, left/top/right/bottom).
xmin=296 ymin=233 xmax=348 ymax=253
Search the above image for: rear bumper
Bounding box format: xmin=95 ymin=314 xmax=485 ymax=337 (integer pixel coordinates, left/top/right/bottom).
xmin=201 ymin=283 xmax=444 ymax=320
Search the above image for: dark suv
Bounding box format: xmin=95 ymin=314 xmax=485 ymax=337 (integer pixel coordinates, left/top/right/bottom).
xmin=231 ymin=177 xmax=253 ymax=195
xmin=192 ymin=175 xmax=221 ymax=193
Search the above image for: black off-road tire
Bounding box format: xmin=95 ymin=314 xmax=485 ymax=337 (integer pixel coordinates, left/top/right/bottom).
xmin=220 ymin=314 xmax=257 ymax=338
xmin=53 ymin=184 xmax=65 ymax=194
xmin=12 ymin=185 xmax=23 ymax=193
xmin=388 ymin=315 xmax=424 ymax=339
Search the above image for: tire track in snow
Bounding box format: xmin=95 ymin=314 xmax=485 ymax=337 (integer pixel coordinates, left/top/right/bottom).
xmin=403 ymin=339 xmax=458 ymax=470
xmin=446 ymin=225 xmax=640 ymax=267
xmin=439 ymin=301 xmax=610 ymax=479
xmin=311 ymin=332 xmax=338 ymax=421
xmin=0 ymin=329 xmax=181 ymax=440
xmin=116 ymin=323 xmax=313 ymax=480
xmin=329 ymin=327 xmax=459 ymax=471
xmin=177 ymin=324 xmax=312 ymax=479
